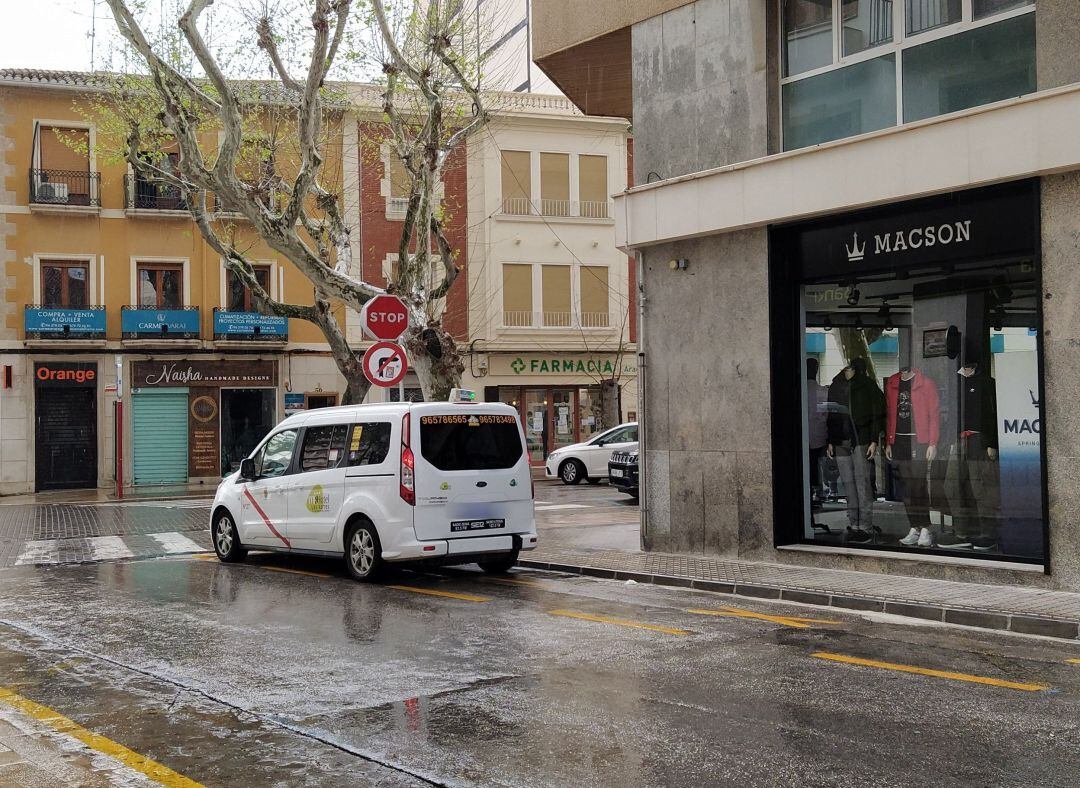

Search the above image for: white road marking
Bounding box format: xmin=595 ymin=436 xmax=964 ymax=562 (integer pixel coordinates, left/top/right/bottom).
xmin=75 ymin=499 xmax=213 ymax=509
xmin=87 ymin=536 xmax=134 ymax=562
xmin=151 ymin=532 xmax=206 ymax=554
xmin=15 ymin=541 xmax=58 ymax=565
xmin=535 ymin=504 xmax=591 ymax=512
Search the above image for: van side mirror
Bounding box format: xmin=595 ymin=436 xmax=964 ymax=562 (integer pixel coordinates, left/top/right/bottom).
xmin=239 ymin=458 xmax=256 ymax=481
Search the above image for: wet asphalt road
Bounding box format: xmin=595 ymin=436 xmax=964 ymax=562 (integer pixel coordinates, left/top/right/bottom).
xmin=0 ymin=483 xmax=1078 ymax=786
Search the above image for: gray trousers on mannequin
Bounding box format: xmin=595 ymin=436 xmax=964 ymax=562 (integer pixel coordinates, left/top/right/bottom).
xmin=835 ymin=444 xmax=874 ymax=529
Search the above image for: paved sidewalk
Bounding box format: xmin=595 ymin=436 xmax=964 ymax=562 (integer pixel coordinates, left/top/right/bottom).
xmin=520 ymin=545 xmax=1080 ymax=640
xmin=0 ymin=502 xmax=213 ymax=568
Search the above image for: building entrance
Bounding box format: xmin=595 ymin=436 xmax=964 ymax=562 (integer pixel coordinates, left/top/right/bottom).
xmin=34 ymin=361 xmax=97 ymax=491
xmin=220 ymin=388 xmax=276 ymax=475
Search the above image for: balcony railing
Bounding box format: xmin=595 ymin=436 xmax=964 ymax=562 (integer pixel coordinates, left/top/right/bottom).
xmin=121 ymin=306 xmax=200 ymax=339
xmin=29 ymin=168 xmax=100 ymax=207
xmin=503 ymin=310 xmax=614 ymax=329
xmin=579 ymin=200 xmax=611 ymax=219
xmin=24 ymin=305 xmax=106 ymax=339
xmin=500 ymin=197 xmax=614 ymax=219
xmin=125 ymin=175 xmax=188 ymax=212
xmin=213 ymin=308 xmax=288 ymax=341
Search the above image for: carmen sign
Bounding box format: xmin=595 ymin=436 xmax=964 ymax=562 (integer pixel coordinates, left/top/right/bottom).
xmin=121 ymin=308 xmax=200 ymax=338
xmin=132 ymin=360 xmax=276 ymax=388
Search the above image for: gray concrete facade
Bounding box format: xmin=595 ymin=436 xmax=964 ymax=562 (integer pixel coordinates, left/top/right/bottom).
xmin=631 ymin=0 xmax=770 ymax=183
xmin=634 ymin=1 xmax=1080 ymax=590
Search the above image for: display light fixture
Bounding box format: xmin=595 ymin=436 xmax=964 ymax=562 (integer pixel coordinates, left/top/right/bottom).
xmin=846 ymin=286 xmax=861 ymax=306
xmin=822 ymin=316 xmax=833 ymax=332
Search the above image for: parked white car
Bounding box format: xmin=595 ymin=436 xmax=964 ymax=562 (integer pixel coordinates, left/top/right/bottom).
xmin=210 ymin=400 xmax=537 ymax=581
xmin=544 ymin=422 xmax=639 ymax=485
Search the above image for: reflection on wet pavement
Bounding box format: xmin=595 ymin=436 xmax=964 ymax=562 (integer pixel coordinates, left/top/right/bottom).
xmin=1 ymin=551 xmax=1079 ymax=786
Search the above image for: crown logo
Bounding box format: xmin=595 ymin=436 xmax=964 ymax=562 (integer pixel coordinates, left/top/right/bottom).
xmin=845 ymin=232 xmax=866 ymax=262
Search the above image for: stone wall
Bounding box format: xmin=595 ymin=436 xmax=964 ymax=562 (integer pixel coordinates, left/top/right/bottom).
xmin=1042 ymin=171 xmax=1080 ymax=590
xmin=640 ymin=229 xmax=772 ymax=559
xmin=630 ymin=0 xmax=769 ymax=183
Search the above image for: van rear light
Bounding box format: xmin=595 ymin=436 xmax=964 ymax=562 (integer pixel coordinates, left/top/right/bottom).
xmin=400 ymin=412 xmax=415 ymax=506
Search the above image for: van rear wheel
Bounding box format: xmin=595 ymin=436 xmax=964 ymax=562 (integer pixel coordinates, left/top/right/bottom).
xmin=478 ymin=549 xmax=520 ymax=574
xmin=345 ymin=521 xmax=383 ymax=582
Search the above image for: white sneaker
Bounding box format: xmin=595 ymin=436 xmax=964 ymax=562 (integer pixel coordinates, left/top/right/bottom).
xmin=917 ymin=527 xmax=934 ymax=548
xmin=899 ymin=527 xmax=920 ymax=546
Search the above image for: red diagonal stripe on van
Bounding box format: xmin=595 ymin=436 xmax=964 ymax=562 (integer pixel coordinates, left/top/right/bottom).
xmin=243 ymin=487 xmax=290 ymax=547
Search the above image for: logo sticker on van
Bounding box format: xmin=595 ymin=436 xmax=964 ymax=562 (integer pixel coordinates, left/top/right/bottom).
xmin=440 ymin=482 xmax=450 ymax=490
xmin=306 ymin=484 xmax=331 ymax=513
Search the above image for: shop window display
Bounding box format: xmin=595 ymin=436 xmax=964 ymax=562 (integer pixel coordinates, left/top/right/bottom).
xmin=775 ymin=181 xmax=1045 ymax=563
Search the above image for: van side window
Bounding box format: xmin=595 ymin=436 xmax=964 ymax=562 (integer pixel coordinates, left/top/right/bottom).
xmin=299 ymin=424 xmax=350 ymax=472
xmin=347 ymin=422 xmax=392 ymax=467
xmin=255 ymin=429 xmax=298 ymax=478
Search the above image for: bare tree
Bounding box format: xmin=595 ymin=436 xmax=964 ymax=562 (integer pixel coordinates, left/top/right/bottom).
xmin=97 ymin=0 xmax=487 ymax=403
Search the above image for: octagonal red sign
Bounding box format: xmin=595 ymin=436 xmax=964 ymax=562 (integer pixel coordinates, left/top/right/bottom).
xmin=361 ymin=294 xmax=409 ymax=341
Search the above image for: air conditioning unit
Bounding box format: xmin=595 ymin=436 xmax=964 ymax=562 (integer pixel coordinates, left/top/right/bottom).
xmin=36 ymin=182 xmax=69 ymax=202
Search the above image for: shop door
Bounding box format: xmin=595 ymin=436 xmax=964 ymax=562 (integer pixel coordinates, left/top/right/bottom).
xmin=221 ymin=389 xmax=276 ymax=474
xmin=523 ymin=388 xmax=548 ymax=463
xmin=551 ymin=390 xmax=577 ymax=452
xmin=35 ymin=387 xmax=96 ymax=491
xmin=133 ymin=389 xmax=189 ymax=485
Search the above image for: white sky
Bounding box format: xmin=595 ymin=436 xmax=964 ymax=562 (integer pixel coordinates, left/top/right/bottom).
xmin=0 ymin=0 xmax=104 ymax=71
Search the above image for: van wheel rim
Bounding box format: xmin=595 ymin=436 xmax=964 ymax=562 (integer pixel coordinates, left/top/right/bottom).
xmin=351 ymin=529 xmax=375 ymax=575
xmin=215 ymin=518 xmax=233 ymax=554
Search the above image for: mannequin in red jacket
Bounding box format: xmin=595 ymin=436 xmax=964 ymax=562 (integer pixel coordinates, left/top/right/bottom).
xmin=885 ymin=367 xmax=940 ymax=548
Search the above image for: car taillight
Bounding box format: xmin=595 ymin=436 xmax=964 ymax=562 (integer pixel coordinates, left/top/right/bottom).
xmin=400 ymin=412 xmax=415 ymax=506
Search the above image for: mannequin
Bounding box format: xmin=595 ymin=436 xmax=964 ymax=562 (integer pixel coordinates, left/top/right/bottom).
xmin=938 ymin=352 xmax=1001 ymax=551
xmin=826 ymin=357 xmax=885 ymax=543
xmin=885 ymin=366 xmax=941 ymax=547
xmin=806 ymin=358 xmax=829 ymax=533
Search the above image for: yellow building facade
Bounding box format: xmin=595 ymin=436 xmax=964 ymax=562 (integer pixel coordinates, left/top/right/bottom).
xmin=0 ymin=71 xmax=352 ymax=494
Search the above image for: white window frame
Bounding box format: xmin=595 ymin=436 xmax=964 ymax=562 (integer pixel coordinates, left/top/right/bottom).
xmin=499 ymin=149 xmax=613 ymax=220
xmin=380 ymin=143 xmax=443 ymax=221
xmin=383 ymin=252 xmax=443 ymax=293
xmin=32 ymin=253 xmax=99 ymax=306
xmin=778 ymin=0 xmax=1036 ymax=151
xmin=499 ymin=261 xmax=613 ymax=331
xmin=218 ymin=258 xmax=279 ymax=309
xmin=130 ymin=256 xmax=191 ymax=308
xmin=31 ymin=119 xmax=97 ymax=174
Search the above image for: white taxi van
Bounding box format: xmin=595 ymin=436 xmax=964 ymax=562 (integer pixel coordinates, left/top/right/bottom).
xmin=209 ymin=396 xmax=537 ymax=581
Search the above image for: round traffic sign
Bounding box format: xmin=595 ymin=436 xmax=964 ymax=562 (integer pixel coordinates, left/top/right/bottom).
xmin=361 ymin=294 xmax=409 ymax=341
xmin=362 ymin=341 xmax=408 ymax=388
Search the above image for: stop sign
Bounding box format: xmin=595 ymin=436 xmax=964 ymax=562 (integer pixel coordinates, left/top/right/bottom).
xmin=361 ymin=295 xmax=409 ymax=341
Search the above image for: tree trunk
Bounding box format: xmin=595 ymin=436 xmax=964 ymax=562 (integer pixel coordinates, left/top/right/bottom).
xmin=599 ymin=379 xmax=622 ymax=429
xmin=407 ymin=325 xmax=464 ymax=402
xmin=340 ymin=365 xmax=372 ymax=405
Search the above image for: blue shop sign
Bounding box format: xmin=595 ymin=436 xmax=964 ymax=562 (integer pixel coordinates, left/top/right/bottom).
xmin=121 ymin=308 xmax=200 ymax=337
xmin=214 ymin=310 xmax=288 ymax=337
xmin=25 ymin=307 xmax=106 ymax=336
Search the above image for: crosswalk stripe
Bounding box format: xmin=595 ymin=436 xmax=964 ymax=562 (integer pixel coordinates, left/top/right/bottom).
xmin=151 ymin=532 xmax=206 ymax=554
xmin=15 ymin=540 xmax=59 ymax=565
xmin=535 ymin=504 xmax=591 ymax=512
xmin=88 ymin=536 xmax=135 ymax=561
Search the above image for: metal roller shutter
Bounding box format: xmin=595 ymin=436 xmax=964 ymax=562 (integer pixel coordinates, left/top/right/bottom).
xmin=132 ymin=389 xmax=189 ymax=485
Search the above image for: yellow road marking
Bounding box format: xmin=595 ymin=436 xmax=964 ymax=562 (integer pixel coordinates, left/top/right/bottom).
xmin=260 ymin=565 xmax=333 ymax=579
xmin=1067 ymin=658 xmax=1080 ymax=665
xmin=811 ymin=652 xmax=1050 ymax=692
xmin=548 ymin=609 xmax=691 ymax=636
xmin=688 ymin=606 xmax=841 ymax=629
xmin=0 ymin=687 xmax=202 ymax=787
xmin=480 ymin=576 xmax=546 ymax=588
xmin=191 ymin=554 xmax=217 ymax=562
xmin=387 ymin=585 xmax=491 ymax=603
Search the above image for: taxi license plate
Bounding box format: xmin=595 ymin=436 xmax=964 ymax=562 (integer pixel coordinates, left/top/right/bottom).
xmin=610 ymin=469 xmax=624 ymax=478
xmin=450 ymin=519 xmax=505 ymax=532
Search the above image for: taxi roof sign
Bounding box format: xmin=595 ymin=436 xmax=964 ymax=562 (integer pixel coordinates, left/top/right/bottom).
xmin=448 ymin=388 xmax=476 ymax=403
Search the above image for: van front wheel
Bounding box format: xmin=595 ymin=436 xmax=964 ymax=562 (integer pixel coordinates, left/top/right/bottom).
xmin=478 ymin=549 xmax=520 ymax=574
xmin=345 ymin=521 xmax=383 ymax=582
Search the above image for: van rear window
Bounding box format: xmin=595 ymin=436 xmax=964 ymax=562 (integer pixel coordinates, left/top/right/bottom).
xmin=419 ymin=414 xmax=523 ymax=470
